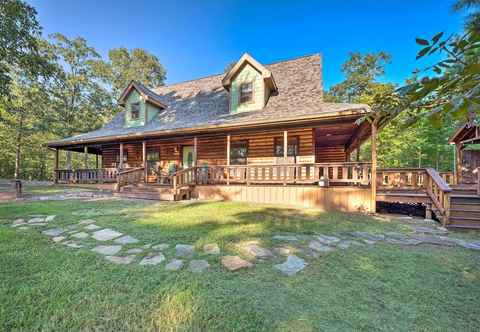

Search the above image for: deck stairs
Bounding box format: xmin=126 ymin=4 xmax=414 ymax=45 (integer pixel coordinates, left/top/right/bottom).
xmin=446 ymin=184 xmax=480 ymax=229
xmin=116 ymin=183 xmax=193 ymax=201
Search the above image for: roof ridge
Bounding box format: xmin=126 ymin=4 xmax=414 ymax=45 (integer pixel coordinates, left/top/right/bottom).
xmin=154 ymin=53 xmax=321 ymax=91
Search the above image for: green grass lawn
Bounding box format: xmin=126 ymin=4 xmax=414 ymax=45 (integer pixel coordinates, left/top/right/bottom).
xmin=1 ymin=195 xmax=480 ymax=331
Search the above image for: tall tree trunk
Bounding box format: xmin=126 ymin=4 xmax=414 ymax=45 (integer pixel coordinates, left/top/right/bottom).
xmin=14 ymin=113 xmax=24 ymax=180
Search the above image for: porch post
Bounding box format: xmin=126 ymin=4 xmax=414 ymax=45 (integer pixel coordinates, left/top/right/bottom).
xmin=226 ymin=134 xmax=231 ymax=185
xmin=226 ymin=134 xmax=231 ymax=166
xmin=193 ymin=137 xmax=198 ymax=166
xmin=356 ymin=147 xmax=360 ymax=162
xmin=283 ymin=130 xmax=288 ymax=162
xmin=119 ymin=143 xmax=124 ymax=170
xmin=370 ymin=118 xmax=378 ymax=213
xmin=84 ymin=146 xmax=88 ymax=168
xmin=54 ymin=148 xmax=59 ymax=183
xmin=455 ymin=143 xmax=462 ymax=184
xmin=142 ymin=141 xmax=147 ymax=183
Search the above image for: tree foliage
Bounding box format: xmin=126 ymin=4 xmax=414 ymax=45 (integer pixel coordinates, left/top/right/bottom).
xmin=0 ymin=0 xmax=51 ymax=96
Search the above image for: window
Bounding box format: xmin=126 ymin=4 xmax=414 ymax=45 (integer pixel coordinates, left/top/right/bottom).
xmin=230 ymin=141 xmax=248 ymax=165
xmin=147 ymin=150 xmax=160 ymax=175
xmin=131 ymin=103 xmax=140 ymax=119
xmin=239 ymin=82 xmax=253 ymax=104
xmin=274 ymin=136 xmax=299 ymax=157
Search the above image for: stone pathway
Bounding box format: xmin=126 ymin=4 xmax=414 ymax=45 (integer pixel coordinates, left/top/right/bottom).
xmin=7 ymin=213 xmax=480 ymax=277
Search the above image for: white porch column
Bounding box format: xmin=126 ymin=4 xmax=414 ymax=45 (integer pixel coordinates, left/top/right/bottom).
xmin=226 ymin=134 xmax=231 ymax=166
xmin=283 ymin=130 xmax=288 ymax=162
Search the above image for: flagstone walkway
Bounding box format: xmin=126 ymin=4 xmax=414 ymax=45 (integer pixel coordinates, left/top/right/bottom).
xmin=8 ymin=214 xmax=480 ymax=276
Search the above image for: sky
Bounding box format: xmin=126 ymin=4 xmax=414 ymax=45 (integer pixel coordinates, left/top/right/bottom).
xmin=28 ymin=0 xmax=465 ymax=89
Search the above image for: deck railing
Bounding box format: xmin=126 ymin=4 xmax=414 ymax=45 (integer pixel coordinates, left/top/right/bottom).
xmin=116 ymin=167 xmax=145 ymax=192
xmin=55 ymin=168 xmax=118 ymax=184
xmin=174 ymin=162 xmax=372 ymax=187
xmin=377 ymin=168 xmax=427 ymax=191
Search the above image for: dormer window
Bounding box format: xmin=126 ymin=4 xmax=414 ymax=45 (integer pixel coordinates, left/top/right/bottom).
xmin=131 ymin=103 xmax=140 ymax=119
xmin=239 ymin=82 xmax=253 ymax=104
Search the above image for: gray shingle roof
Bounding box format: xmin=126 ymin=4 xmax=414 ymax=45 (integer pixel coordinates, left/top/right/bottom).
xmin=49 ymin=54 xmax=370 ymax=146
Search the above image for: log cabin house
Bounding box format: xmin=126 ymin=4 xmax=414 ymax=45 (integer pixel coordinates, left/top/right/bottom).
xmin=47 ymin=53 xmax=480 ymax=228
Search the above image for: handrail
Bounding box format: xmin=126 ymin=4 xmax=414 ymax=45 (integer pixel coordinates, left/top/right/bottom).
xmin=424 ymin=167 xmax=452 ymax=225
xmin=116 ymin=167 xmax=145 ymax=192
xmin=425 ymin=168 xmax=452 ymax=193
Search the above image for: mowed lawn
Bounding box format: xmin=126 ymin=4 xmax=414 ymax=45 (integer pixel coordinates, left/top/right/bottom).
xmin=1 ymin=195 xmax=480 ymax=331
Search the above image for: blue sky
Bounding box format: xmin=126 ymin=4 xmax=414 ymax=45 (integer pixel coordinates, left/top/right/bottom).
xmin=29 ymin=0 xmax=464 ymax=89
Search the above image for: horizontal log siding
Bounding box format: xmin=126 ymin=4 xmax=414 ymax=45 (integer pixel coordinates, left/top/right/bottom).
xmin=315 ymin=146 xmax=346 ymax=163
xmin=231 ymin=128 xmax=314 ymax=158
xmin=99 ymin=127 xmax=324 ymax=169
xmin=197 ymin=136 xmax=227 ymax=166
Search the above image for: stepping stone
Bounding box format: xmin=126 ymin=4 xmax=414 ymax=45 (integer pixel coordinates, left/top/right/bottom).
xmin=350 ymin=231 xmax=385 ymax=241
xmin=275 ymin=255 xmax=308 ymax=276
xmin=189 ymin=260 xmax=209 ymax=273
xmin=165 ymin=259 xmax=184 ymax=271
xmin=29 ymin=214 xmax=45 ymax=218
xmin=84 ymin=224 xmax=101 ymax=231
xmin=243 ymin=243 xmax=273 ymax=258
xmin=337 ymin=240 xmax=353 ymax=249
xmin=66 ymin=225 xmax=79 ymax=230
xmin=105 ymin=255 xmax=136 ymax=265
xmin=385 ymin=238 xmax=422 ymax=246
xmin=152 ymin=243 xmax=169 ymax=251
xmin=79 ymin=219 xmax=96 ymax=225
xmin=126 ymin=248 xmax=143 ymax=254
xmin=459 ymin=241 xmax=480 ymax=250
xmin=71 ymin=232 xmax=89 ymax=239
xmin=176 ymin=244 xmax=195 ymax=257
xmin=221 ymin=256 xmax=252 ymax=271
xmin=362 ymin=239 xmax=377 ymax=245
xmin=274 ymin=247 xmax=293 ymax=255
xmin=45 ymin=215 xmax=56 ymax=222
xmin=143 ymin=244 xmax=153 ymax=249
xmin=92 ymin=245 xmax=122 ymax=255
xmin=315 ymin=235 xmax=341 ymax=245
xmin=28 ymin=217 xmax=45 ymax=224
xmin=203 ymin=243 xmax=220 ymax=255
xmin=17 ymin=226 xmax=29 ymax=231
xmin=30 ymin=223 xmax=47 ymax=227
xmin=63 ymin=241 xmax=83 ymax=248
xmin=92 ymin=229 xmax=123 ymax=241
xmin=114 ymin=235 xmax=139 ymax=245
xmin=273 ymin=235 xmax=299 ymax=242
xmin=139 ymin=253 xmax=165 ymax=266
xmin=42 ymin=228 xmax=65 ymax=237
xmin=385 ymin=232 xmax=408 ymax=240
xmin=412 ymin=226 xmax=447 ymax=235
xmin=11 ymin=219 xmax=25 ymax=227
xmin=52 ymin=236 xmax=66 ymax=243
xmin=410 ymin=235 xmax=455 ymax=246
xmin=309 ymin=240 xmax=335 ymax=252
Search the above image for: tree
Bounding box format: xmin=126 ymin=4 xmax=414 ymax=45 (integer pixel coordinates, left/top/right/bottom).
xmin=46 ymin=33 xmax=115 ymax=169
xmin=402 ymin=1 xmax=479 ymax=125
xmin=0 ymin=0 xmax=51 ymax=96
xmin=326 ymin=52 xmax=391 ymax=103
xmin=96 ymin=47 xmax=166 ymax=97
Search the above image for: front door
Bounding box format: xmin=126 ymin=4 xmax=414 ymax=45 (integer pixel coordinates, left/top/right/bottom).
xmin=182 ymin=146 xmax=194 ymax=169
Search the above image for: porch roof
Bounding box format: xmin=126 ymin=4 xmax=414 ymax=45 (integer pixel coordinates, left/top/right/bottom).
xmin=48 ymin=54 xmax=370 ymax=148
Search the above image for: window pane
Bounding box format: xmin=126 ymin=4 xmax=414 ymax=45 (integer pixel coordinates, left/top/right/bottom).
xmin=239 ymin=82 xmax=253 ymax=104
xmin=275 ymin=137 xmax=299 ymax=157
xmin=231 ymin=141 xmax=248 ymax=165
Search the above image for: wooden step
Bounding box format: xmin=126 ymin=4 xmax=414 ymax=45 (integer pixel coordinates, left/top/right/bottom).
xmin=446 ymin=224 xmax=480 ymax=230
xmin=115 ymin=191 xmax=175 ymax=201
xmin=449 ymin=209 xmax=480 ymax=219
xmin=449 ymin=195 xmax=480 ymax=205
xmin=450 ymin=203 xmax=480 ymax=211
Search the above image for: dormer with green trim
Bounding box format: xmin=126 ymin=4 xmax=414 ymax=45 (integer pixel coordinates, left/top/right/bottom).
xmin=222 ymin=53 xmax=278 ymax=114
xmin=118 ymin=81 xmax=167 ymax=128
